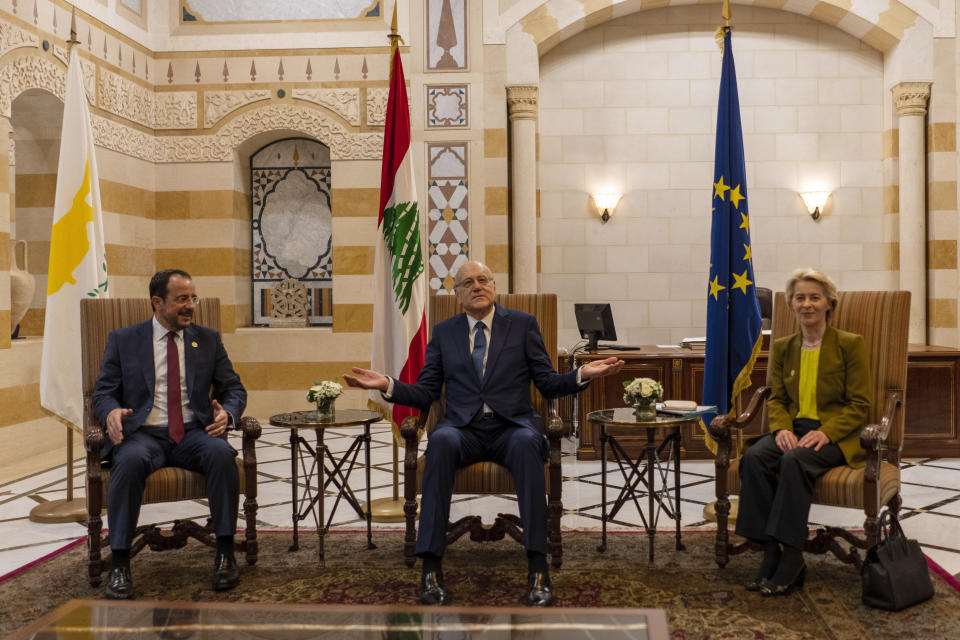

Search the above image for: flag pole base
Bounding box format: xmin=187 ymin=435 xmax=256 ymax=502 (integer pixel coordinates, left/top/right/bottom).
xmin=703 ymin=497 xmax=739 ymax=524
xmin=29 ymin=498 xmax=87 ymax=524
xmin=368 ymin=497 xmax=415 ymax=523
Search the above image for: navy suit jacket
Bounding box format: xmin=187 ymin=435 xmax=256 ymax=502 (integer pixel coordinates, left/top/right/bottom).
xmin=92 ymin=319 xmax=247 ymax=459
xmin=390 ymin=304 xmax=583 ymax=432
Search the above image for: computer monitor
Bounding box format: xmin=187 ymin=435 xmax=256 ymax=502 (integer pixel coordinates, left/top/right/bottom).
xmin=574 ymin=303 xmax=617 ymax=352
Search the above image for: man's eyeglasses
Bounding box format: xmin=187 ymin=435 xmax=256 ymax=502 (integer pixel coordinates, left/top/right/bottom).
xmin=171 ymin=295 xmax=200 ymax=305
xmin=455 ymin=276 xmax=493 ymax=290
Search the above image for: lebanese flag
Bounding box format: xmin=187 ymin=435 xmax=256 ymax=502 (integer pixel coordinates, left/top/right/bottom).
xmin=369 ymin=47 xmax=427 ymax=440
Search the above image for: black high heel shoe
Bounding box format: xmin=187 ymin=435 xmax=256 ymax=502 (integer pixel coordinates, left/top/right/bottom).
xmin=745 ymin=573 xmax=770 ymax=592
xmin=759 ymin=564 xmax=806 ymax=596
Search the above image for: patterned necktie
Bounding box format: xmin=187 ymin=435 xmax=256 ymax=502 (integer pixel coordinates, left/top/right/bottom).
xmin=166 ymin=331 xmax=185 ymax=444
xmin=471 ymin=321 xmax=487 ymax=380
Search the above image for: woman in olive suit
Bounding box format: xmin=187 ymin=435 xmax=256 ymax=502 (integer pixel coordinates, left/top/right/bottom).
xmin=736 ymin=268 xmax=871 ymax=596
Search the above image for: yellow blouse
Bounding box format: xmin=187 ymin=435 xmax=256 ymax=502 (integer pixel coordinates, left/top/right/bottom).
xmin=796 ymin=347 xmax=820 ymax=420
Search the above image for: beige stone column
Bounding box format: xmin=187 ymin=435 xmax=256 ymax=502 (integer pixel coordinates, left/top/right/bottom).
xmin=507 ymin=85 xmax=538 ymax=294
xmin=0 ymin=116 xmax=11 ymax=349
xmin=892 ymin=82 xmax=931 ymax=345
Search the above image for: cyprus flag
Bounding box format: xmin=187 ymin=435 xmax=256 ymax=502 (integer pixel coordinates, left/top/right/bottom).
xmin=39 ymin=46 xmax=109 ymax=426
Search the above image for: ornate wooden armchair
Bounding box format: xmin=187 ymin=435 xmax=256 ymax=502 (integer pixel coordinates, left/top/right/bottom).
xmin=709 ymin=290 xmax=909 ymax=569
xmin=400 ymin=293 xmax=566 ymax=569
xmin=81 ymin=297 xmax=260 ymax=586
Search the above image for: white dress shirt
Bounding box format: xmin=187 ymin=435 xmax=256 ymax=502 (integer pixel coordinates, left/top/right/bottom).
xmin=143 ymin=317 xmax=195 ymax=428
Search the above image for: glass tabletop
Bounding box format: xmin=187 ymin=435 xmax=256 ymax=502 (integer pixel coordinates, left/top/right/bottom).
xmin=268 ymin=408 xmax=383 ymax=429
xmin=586 ymin=407 xmax=697 ymax=427
xmin=11 ymin=600 xmax=670 ymax=640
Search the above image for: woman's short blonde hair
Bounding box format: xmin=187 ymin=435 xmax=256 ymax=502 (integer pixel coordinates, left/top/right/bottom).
xmin=786 ymin=267 xmax=839 ymax=320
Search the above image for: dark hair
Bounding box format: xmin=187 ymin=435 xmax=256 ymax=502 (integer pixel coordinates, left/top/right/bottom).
xmin=149 ymin=269 xmax=192 ymax=299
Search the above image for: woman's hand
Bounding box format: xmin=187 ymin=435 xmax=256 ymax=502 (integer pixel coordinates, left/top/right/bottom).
xmin=774 ymin=429 xmax=798 ymax=452
xmin=797 ymin=429 xmax=830 ymax=451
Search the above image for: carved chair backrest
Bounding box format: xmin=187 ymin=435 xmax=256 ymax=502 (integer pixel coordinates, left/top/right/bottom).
xmin=768 ymin=290 xmax=910 ymax=454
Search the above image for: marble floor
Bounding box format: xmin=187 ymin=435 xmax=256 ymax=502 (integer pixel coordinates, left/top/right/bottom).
xmin=2 ymin=420 xmax=959 ymax=581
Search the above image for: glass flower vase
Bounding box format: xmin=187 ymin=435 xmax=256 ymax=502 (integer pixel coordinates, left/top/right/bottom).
xmin=633 ymin=402 xmax=657 ymax=421
xmin=315 ymin=398 xmax=335 ymax=422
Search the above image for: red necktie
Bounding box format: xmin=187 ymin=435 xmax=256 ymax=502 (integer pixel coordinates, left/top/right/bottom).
xmin=166 ymin=331 xmax=184 ymax=444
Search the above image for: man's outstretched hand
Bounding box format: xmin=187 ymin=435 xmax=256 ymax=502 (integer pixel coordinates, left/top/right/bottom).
xmin=580 ymin=356 xmax=625 ymax=380
xmin=343 ymin=367 xmax=390 ymax=392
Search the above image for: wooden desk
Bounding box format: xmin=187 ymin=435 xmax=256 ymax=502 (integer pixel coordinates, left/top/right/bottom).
xmin=565 ymin=345 xmax=960 ymax=460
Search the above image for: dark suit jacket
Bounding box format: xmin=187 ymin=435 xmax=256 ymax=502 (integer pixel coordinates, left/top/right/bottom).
xmin=766 ymin=325 xmax=871 ymax=468
xmin=92 ymin=319 xmax=247 ymax=459
xmin=390 ymin=303 xmax=583 ymax=432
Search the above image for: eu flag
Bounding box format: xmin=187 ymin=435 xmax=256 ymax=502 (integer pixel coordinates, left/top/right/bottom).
xmin=702 ymin=28 xmax=763 ymax=451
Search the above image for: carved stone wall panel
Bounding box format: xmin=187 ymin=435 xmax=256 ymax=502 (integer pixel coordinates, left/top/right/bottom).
xmin=366 ymin=87 xmax=388 ymax=126
xmin=204 ymin=89 xmax=271 ymax=128
xmin=159 ymin=103 xmax=382 ymax=162
xmin=91 ymin=115 xmax=158 ymax=163
xmin=0 ymin=23 xmax=38 ymax=57
xmin=291 ymin=88 xmax=360 ymax=125
xmin=154 ymin=91 xmax=198 ymax=129
xmin=98 ymin=68 xmax=153 ymax=128
xmin=0 ymin=55 xmax=65 ymax=117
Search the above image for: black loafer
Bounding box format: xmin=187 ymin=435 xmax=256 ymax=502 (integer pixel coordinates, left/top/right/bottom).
xmin=105 ymin=565 xmax=134 ymax=600
xmin=212 ymin=550 xmax=239 ymax=591
xmin=525 ymin=571 xmax=556 ymax=607
xmin=419 ymin=569 xmax=449 ymax=605
xmin=760 ymin=564 xmax=806 ymax=597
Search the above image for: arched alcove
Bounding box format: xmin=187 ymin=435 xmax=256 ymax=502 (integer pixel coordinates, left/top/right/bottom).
xmin=248 ymin=137 xmax=333 ymax=326
xmin=10 ymin=88 xmax=63 ymax=337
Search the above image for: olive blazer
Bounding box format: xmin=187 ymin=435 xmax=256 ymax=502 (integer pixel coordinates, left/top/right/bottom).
xmin=766 ymin=325 xmax=872 ymax=468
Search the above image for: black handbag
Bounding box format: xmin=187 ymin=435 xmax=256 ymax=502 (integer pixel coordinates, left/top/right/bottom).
xmin=861 ymin=511 xmax=934 ymax=611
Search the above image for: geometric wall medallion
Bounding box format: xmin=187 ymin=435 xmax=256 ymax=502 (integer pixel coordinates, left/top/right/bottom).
xmin=426 ymin=85 xmax=467 ymax=128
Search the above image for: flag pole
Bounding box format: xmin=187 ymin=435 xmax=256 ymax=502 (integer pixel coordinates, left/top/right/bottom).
xmin=368 ymin=1 xmax=409 ymax=523
xmin=29 ymin=6 xmax=86 ymax=524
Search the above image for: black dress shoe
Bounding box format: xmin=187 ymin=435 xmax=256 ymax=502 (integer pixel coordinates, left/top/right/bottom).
xmin=419 ymin=570 xmax=449 ymax=605
xmin=526 ymin=571 xmax=555 ymax=607
xmin=212 ymin=550 xmax=239 ymax=591
xmin=759 ymin=564 xmax=806 ymax=597
xmin=105 ymin=565 xmax=134 ymax=600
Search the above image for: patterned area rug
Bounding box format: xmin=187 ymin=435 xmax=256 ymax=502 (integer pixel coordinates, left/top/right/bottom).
xmin=2 ymin=530 xmax=958 ymax=638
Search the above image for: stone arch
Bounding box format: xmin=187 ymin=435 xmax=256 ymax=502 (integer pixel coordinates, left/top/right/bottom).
xmin=0 ymin=53 xmax=66 ymax=118
xmin=508 ymin=0 xmax=926 ymax=59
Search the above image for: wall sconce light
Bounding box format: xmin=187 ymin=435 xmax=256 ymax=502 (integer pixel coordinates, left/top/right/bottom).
xmin=592 ymin=193 xmax=621 ymax=223
xmin=799 ymin=191 xmax=830 ymax=221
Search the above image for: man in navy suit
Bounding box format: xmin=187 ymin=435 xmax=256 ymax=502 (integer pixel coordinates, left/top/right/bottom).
xmin=346 ymin=261 xmax=623 ymax=606
xmin=92 ymin=269 xmax=247 ymax=600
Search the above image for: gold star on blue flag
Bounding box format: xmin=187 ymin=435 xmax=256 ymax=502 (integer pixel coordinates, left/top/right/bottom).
xmin=702 ymin=27 xmax=763 ymax=453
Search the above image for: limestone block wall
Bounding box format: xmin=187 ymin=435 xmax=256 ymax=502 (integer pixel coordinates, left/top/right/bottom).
xmin=538 ymin=5 xmax=903 ymax=348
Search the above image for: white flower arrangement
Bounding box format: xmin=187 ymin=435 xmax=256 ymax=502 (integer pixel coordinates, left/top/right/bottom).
xmin=622 ymin=377 xmax=663 ymax=407
xmin=307 ymin=379 xmax=343 ymax=404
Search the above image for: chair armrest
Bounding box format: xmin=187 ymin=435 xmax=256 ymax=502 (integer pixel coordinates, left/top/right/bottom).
xmin=860 ymin=388 xmax=902 ymax=452
xmin=399 ymin=414 xmax=423 ymax=447
xmin=707 ymin=386 xmax=769 ymax=442
xmin=84 ymin=398 xmax=105 ymax=459
xmin=239 ymin=416 xmax=261 ymax=442
xmin=544 ymin=398 xmax=567 ymax=440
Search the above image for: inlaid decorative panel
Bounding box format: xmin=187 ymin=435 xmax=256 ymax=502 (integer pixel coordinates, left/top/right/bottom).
xmin=427 ymin=143 xmax=468 ymax=294
xmin=427 ymin=0 xmax=466 ymax=71
xmin=426 ymin=85 xmax=467 ymax=128
xmin=251 ymin=138 xmax=333 ymax=326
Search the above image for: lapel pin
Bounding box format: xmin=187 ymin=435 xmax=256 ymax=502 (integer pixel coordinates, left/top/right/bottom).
xmin=790 ymin=369 xmax=795 ymax=377
xmin=191 ymin=341 xmax=198 ymax=348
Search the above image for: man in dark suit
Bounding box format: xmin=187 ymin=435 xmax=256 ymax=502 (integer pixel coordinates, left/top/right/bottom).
xmin=92 ymin=269 xmax=247 ymax=600
xmin=345 ymin=261 xmax=623 ymax=606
